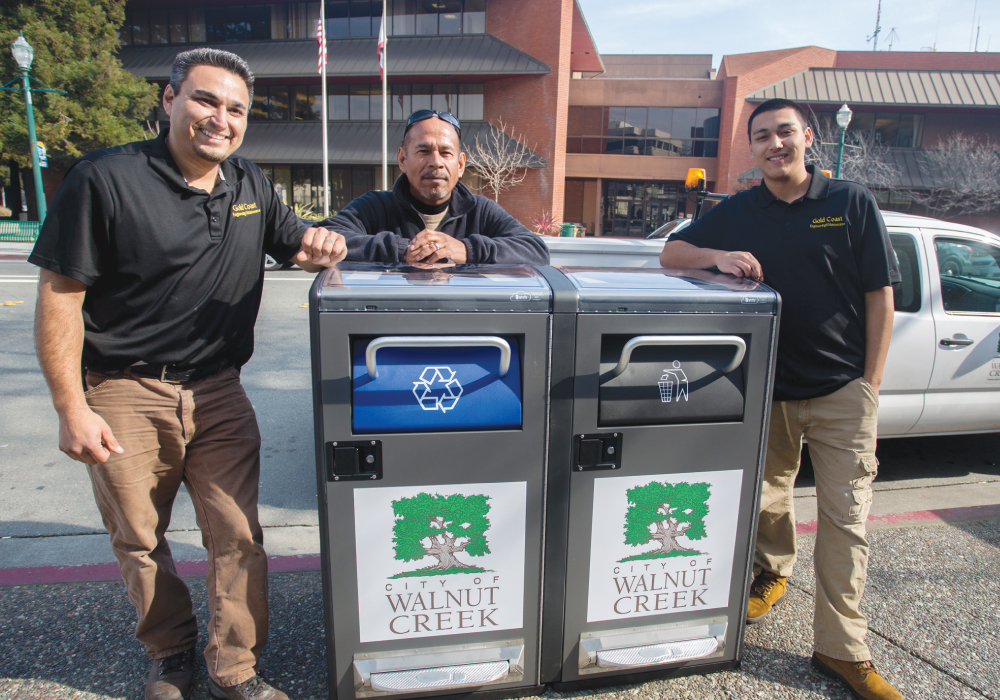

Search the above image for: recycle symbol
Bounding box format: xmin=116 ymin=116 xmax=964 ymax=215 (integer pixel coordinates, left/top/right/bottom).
xmin=412 ymin=366 xmax=463 ymax=412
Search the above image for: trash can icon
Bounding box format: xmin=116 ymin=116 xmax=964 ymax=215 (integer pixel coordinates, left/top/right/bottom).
xmin=657 ymin=361 xmax=689 ymax=403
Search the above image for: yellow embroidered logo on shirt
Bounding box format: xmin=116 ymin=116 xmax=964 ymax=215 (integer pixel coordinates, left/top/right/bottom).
xmin=810 ymin=215 xmax=845 ymax=228
xmin=232 ymin=202 xmax=261 ymax=218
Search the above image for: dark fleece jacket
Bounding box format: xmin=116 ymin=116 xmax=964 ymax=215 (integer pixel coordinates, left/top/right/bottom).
xmin=317 ymin=175 xmax=550 ymax=264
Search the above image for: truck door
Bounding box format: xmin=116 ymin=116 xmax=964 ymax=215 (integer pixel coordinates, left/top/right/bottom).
xmin=913 ymin=230 xmax=1000 ymax=434
xmin=879 ymin=230 xmax=935 ymax=436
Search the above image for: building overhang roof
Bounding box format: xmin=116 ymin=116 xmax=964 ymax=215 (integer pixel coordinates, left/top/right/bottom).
xmin=119 ymin=35 xmax=550 ymax=80
xmin=746 ymin=68 xmax=1000 ymax=108
xmin=236 ymin=121 xmax=545 ymax=167
xmin=570 ymin=0 xmax=604 ymax=74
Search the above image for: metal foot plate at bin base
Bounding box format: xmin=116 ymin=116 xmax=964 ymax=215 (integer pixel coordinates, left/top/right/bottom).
xmin=578 ymin=617 xmax=727 ymax=675
xmin=353 ymin=640 xmax=524 ymax=696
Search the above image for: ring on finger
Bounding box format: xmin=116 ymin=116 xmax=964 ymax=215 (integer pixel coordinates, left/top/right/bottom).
xmin=433 ymin=242 xmax=441 ymax=251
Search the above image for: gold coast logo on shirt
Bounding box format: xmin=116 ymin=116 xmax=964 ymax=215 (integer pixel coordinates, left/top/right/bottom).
xmin=232 ymin=202 xmax=261 ymax=218
xmin=810 ymin=215 xmax=845 ymax=229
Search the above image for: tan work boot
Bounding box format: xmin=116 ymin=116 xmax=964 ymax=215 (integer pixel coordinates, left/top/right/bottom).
xmin=145 ymin=648 xmax=194 ymax=700
xmin=812 ymin=652 xmax=904 ymax=700
xmin=208 ymin=674 xmax=289 ymax=700
xmin=746 ymin=571 xmax=786 ymax=624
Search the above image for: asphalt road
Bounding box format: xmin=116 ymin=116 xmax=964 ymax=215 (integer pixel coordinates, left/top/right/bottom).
xmin=3 ymin=256 xmax=999 ymax=546
xmin=2 ymin=252 xmax=999 ymax=700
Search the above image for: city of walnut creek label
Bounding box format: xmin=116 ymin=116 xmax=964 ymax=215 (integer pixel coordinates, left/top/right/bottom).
xmin=587 ymin=470 xmax=743 ymax=623
xmin=353 ymin=482 xmax=527 ymax=643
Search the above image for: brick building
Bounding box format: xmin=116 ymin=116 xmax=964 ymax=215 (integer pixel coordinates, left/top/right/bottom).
xmin=103 ymin=0 xmax=601 ymax=227
xmin=10 ymin=2 xmax=1000 ymax=235
xmin=568 ymin=47 xmax=1000 ymax=235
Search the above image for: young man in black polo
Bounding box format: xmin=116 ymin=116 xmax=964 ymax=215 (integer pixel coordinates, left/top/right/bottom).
xmin=320 ymin=109 xmax=549 ymax=265
xmin=660 ymin=98 xmax=902 ymax=700
xmin=31 ymin=49 xmax=345 ymax=700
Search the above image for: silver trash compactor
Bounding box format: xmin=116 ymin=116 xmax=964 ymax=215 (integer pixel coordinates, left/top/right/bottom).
xmin=309 ymin=263 xmax=555 ymax=700
xmin=310 ymin=263 xmax=780 ymax=698
xmin=540 ymin=267 xmax=780 ymax=690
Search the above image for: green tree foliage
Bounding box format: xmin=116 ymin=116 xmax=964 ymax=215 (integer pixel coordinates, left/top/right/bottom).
xmin=392 ymin=493 xmax=491 ymax=571
xmin=0 ymin=0 xmax=158 ymax=176
xmin=623 ymin=481 xmax=710 ymax=556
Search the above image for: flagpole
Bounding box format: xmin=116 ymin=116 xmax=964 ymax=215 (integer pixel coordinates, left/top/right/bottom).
xmin=320 ymin=1 xmax=330 ymax=216
xmin=381 ymin=0 xmax=388 ymax=190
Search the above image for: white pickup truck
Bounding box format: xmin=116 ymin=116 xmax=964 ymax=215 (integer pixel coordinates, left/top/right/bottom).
xmin=543 ymin=211 xmax=1000 ymax=438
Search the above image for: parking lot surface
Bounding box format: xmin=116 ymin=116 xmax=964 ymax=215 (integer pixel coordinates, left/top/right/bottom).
xmin=1 ymin=519 xmax=998 ymax=700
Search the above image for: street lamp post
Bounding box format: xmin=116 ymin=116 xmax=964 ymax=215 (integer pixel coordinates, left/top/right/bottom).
xmin=10 ymin=34 xmax=47 ymax=223
xmin=834 ymin=102 xmax=853 ymax=179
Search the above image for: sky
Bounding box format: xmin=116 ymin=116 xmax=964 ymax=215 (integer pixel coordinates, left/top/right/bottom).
xmin=575 ymin=0 xmax=999 ymax=69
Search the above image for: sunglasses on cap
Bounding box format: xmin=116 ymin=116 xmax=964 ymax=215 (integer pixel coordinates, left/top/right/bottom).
xmin=404 ymin=109 xmax=461 ymax=138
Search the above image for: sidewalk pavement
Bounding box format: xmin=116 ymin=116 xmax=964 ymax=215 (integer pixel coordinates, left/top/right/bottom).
xmin=1 ymin=510 xmax=998 ymax=699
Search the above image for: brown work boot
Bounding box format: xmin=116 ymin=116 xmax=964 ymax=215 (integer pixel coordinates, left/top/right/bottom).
xmin=145 ymin=648 xmax=195 ymax=700
xmin=208 ymin=674 xmax=289 ymax=700
xmin=812 ymin=652 xmax=904 ymax=700
xmin=746 ymin=571 xmax=786 ymax=624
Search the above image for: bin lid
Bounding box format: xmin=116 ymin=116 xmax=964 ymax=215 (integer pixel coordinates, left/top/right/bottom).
xmin=313 ymin=263 xmax=551 ymax=312
xmin=558 ymin=266 xmax=777 ymax=314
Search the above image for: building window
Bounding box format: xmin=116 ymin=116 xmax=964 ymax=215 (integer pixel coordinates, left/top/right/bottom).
xmin=249 ymin=83 xmax=484 ymax=121
xmin=814 ymin=111 xmax=923 ymax=149
xmin=121 ymin=0 xmax=486 ymax=44
xmin=567 ymin=106 xmax=720 ymax=158
xmin=603 ymin=180 xmax=683 ymax=238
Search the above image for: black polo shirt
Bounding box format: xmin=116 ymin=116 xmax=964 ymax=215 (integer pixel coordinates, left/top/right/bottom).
xmin=673 ymin=166 xmax=900 ymax=401
xmin=29 ymin=129 xmax=307 ymax=370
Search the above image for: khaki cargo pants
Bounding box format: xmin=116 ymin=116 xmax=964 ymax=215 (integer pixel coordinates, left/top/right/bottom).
xmin=754 ymin=377 xmax=879 ymax=662
xmin=84 ymin=368 xmax=267 ymax=686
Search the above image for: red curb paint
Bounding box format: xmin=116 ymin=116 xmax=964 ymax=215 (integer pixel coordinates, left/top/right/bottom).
xmin=795 ymin=503 xmax=1000 ymax=535
xmin=5 ymin=504 xmax=1000 ymax=586
xmin=0 ymin=554 xmax=321 ymax=587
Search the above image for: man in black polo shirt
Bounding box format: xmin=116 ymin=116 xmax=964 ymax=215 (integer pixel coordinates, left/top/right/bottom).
xmin=661 ymin=99 xmax=901 ymax=700
xmin=30 ymin=49 xmax=344 ymax=700
xmin=320 ymin=109 xmax=549 ymax=265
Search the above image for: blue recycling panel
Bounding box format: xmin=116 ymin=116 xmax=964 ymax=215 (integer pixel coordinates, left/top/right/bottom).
xmin=352 ymin=339 xmax=522 ymax=433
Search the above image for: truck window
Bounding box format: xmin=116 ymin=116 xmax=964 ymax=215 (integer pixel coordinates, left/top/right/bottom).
xmin=889 ymin=232 xmax=920 ymax=313
xmin=934 ymin=236 xmax=1000 ymax=314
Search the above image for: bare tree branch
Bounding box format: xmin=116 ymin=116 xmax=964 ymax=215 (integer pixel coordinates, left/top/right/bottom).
xmin=465 ymin=117 xmax=544 ymax=205
xmin=806 ymin=118 xmax=901 ymax=191
xmin=908 ymin=133 xmax=1000 ymax=217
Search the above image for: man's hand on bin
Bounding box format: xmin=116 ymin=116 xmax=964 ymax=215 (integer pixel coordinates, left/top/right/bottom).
xmin=406 ymin=229 xmax=468 ymax=264
xmin=295 ymin=227 xmax=348 ymax=270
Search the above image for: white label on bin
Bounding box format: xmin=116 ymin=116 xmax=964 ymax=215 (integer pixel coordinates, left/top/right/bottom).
xmin=586 ymin=470 xmax=743 ymax=623
xmin=354 ymin=482 xmax=527 ymax=642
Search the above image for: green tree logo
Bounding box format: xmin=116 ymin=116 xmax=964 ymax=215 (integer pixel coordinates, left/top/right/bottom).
xmin=390 ymin=493 xmax=491 ymax=578
xmin=619 ymin=481 xmax=710 ymax=562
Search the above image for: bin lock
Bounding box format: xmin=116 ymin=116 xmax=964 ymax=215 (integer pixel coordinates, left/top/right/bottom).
xmin=353 ymin=640 xmax=524 ymax=696
xmin=578 ymin=617 xmax=727 ymax=674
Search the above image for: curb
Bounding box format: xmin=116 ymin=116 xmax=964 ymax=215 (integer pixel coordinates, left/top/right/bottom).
xmin=795 ymin=503 xmax=1000 ymax=535
xmin=0 ymin=554 xmax=321 ymax=587
xmin=4 ymin=505 xmax=999 ymax=587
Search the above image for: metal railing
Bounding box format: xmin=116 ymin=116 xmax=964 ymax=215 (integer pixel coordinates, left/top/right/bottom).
xmin=0 ymin=220 xmax=40 ymax=242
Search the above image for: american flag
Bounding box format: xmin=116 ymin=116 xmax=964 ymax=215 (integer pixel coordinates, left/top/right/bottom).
xmin=316 ymin=18 xmax=327 ymax=74
xmin=377 ymin=11 xmax=386 ymax=80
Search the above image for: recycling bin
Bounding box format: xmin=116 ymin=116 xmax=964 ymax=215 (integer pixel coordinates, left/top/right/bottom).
xmin=539 ymin=266 xmax=780 ymax=689
xmin=309 ymin=263 xmax=555 ymax=700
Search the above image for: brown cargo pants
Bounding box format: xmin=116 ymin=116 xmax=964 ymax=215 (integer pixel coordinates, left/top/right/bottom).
xmin=754 ymin=377 xmax=880 ymax=662
xmin=83 ymin=367 xmax=267 ymax=686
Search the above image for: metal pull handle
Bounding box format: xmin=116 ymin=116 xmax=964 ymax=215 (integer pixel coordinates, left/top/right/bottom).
xmin=366 ymin=336 xmax=511 ymax=379
xmin=940 ymin=337 xmax=974 ymax=347
xmin=611 ymin=335 xmax=747 ymax=378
